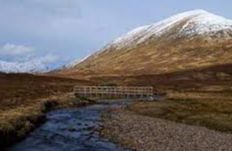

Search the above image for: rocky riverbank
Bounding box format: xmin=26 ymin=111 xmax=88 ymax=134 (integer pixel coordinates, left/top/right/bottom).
xmin=101 ymin=110 xmax=232 ymax=151
xmin=7 ymin=100 xmax=130 ymax=151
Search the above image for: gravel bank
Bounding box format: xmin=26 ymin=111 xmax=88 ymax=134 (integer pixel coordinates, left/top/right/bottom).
xmin=101 ymin=110 xmax=232 ymax=151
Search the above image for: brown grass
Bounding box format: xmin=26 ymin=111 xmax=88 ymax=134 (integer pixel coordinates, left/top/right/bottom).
xmin=70 ymin=63 xmax=232 ymax=133
xmin=87 ymin=63 xmax=232 ymax=90
xmin=128 ymin=90 xmax=232 ymax=133
xmin=0 ymin=73 xmax=92 ymax=110
xmin=0 ymin=73 xmax=93 ymax=148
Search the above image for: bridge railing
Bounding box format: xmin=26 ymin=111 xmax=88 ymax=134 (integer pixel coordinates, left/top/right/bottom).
xmin=73 ymin=86 xmax=154 ymax=99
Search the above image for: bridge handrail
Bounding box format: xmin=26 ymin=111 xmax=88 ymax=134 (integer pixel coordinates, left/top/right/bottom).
xmin=73 ymin=86 xmax=154 ymax=96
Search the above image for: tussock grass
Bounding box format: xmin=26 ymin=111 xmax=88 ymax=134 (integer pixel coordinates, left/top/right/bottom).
xmin=0 ymin=102 xmax=45 ymax=148
xmin=0 ymin=93 xmax=94 ymax=148
xmin=129 ymin=91 xmax=232 ymax=133
xmin=0 ymin=73 xmax=92 ymax=148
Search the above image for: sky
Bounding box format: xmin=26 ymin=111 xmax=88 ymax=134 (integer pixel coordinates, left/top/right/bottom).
xmin=0 ymin=0 xmax=231 ymax=70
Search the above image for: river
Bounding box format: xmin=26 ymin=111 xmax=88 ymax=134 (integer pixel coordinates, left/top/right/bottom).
xmin=7 ymin=100 xmax=131 ymax=151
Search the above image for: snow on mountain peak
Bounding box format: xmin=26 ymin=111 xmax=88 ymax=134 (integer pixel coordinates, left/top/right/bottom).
xmin=65 ymin=55 xmax=91 ymax=69
xmin=0 ymin=60 xmax=48 ymax=73
xmin=179 ymin=10 xmax=232 ymax=35
xmin=0 ymin=54 xmax=59 ymax=73
xmin=106 ymin=10 xmax=232 ymax=50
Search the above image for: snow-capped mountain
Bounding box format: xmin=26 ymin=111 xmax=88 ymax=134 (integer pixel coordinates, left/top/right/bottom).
xmin=59 ymin=9 xmax=232 ymax=77
xmin=0 ymin=53 xmax=59 ymax=73
xmin=101 ymin=9 xmax=232 ymax=51
xmin=0 ymin=60 xmax=50 ymax=73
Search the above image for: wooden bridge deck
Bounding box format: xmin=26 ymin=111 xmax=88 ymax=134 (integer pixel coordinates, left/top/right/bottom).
xmin=74 ymin=86 xmax=154 ymax=100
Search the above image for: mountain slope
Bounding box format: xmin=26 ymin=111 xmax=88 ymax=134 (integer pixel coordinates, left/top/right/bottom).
xmin=59 ymin=10 xmax=232 ymax=78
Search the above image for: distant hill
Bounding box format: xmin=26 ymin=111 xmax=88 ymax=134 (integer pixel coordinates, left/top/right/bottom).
xmin=0 ymin=60 xmax=50 ymax=73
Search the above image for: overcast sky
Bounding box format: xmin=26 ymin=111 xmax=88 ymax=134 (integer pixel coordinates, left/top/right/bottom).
xmin=0 ymin=0 xmax=231 ymax=69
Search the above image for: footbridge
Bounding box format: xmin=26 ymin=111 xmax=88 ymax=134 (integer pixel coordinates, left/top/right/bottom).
xmin=74 ymin=86 xmax=155 ymax=100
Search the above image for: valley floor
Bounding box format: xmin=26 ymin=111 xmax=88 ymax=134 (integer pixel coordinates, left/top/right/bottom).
xmin=1 ymin=70 xmax=232 ymax=150
xmin=101 ymin=91 xmax=232 ymax=151
xmin=102 ymin=109 xmax=232 ymax=151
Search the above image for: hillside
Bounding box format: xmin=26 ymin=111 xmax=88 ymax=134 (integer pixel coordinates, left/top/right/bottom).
xmin=0 ymin=73 xmax=94 ymax=148
xmin=58 ymin=10 xmax=232 ymax=79
xmin=0 ymin=73 xmax=90 ymax=110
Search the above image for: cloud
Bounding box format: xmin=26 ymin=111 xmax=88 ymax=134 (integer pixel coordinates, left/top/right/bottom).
xmin=30 ymin=0 xmax=82 ymax=18
xmin=34 ymin=54 xmax=60 ymax=64
xmin=2 ymin=0 xmax=82 ymax=19
xmin=0 ymin=43 xmax=34 ymax=56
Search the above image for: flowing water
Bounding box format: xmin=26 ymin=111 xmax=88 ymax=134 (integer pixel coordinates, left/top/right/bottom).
xmin=8 ymin=100 xmax=131 ymax=151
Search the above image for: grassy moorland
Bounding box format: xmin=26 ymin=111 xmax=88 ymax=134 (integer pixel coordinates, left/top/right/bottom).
xmin=100 ymin=65 xmax=232 ymax=151
xmin=0 ymin=73 xmax=90 ymax=108
xmin=0 ymin=73 xmax=93 ymax=148
xmin=96 ymin=64 xmax=232 ymax=133
xmin=128 ymin=90 xmax=232 ymax=133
